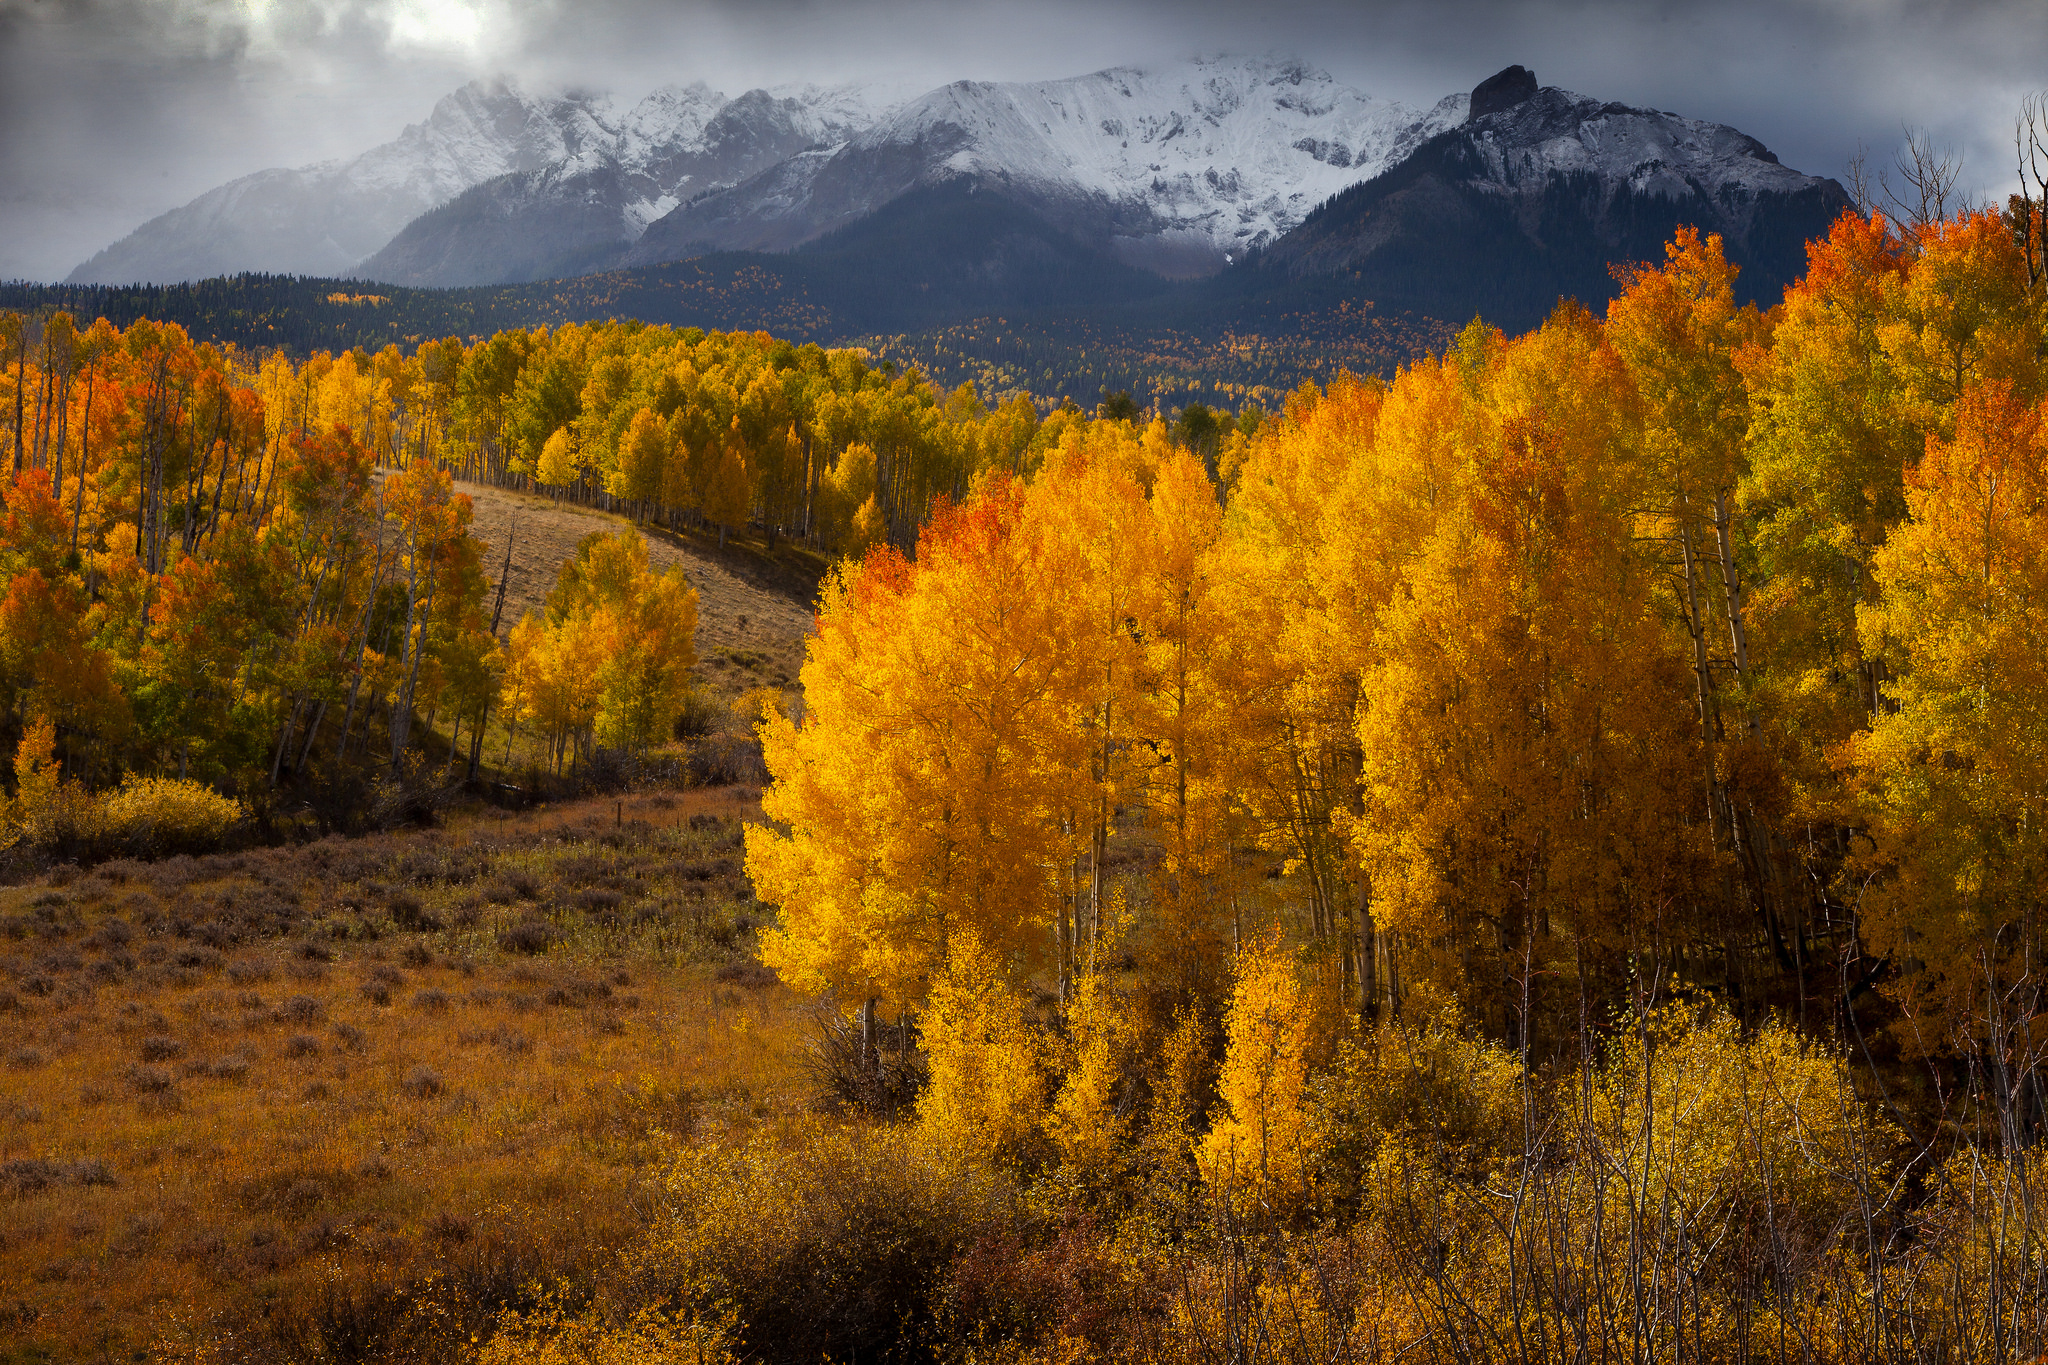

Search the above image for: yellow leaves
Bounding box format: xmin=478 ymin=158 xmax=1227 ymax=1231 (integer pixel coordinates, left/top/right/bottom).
xmin=1352 ymin=302 xmax=1712 ymax=991
xmin=97 ymin=774 xmax=248 ymax=853
xmin=4 ymin=719 xmax=244 ymax=853
xmin=1584 ymin=1008 xmax=1891 ymax=1232
xmin=1847 ymin=379 xmax=2048 ymax=1036
xmin=471 ymin=1302 xmax=740 ymax=1365
xmin=5 ymin=716 xmax=92 ymax=848
xmin=1199 ymin=935 xmax=1315 ymax=1217
xmin=504 ymin=529 xmax=698 ymax=760
xmin=611 ymin=406 xmax=667 ymax=505
xmin=536 ymin=427 xmax=578 ymax=489
xmin=1044 ymin=970 xmax=1131 ymax=1172
xmin=916 ymin=932 xmax=1046 ymax=1169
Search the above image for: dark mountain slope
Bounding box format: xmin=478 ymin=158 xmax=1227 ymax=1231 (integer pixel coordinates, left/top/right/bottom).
xmin=1232 ymin=72 xmax=1852 ymax=331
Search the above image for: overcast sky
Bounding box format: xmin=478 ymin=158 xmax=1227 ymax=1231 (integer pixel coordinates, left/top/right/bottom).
xmin=2 ymin=0 xmax=2044 ymax=281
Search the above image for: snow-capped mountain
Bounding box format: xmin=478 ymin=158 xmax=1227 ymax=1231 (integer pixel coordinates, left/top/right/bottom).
xmin=65 ymin=80 xmax=621 ymax=285
xmin=1253 ymin=65 xmax=1851 ymax=328
xmin=64 ymin=55 xmax=1849 ymax=330
xmin=626 ymin=56 xmax=1466 ymax=277
xmin=355 ymin=82 xmax=899 ymax=287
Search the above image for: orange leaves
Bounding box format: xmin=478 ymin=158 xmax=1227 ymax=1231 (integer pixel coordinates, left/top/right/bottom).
xmin=1846 ymin=379 xmax=2048 ymax=1035
xmin=0 ymin=568 xmax=123 ymax=736
xmin=1 ymin=469 xmax=72 ymax=580
xmin=752 ymin=422 xmax=1234 ymax=1010
xmin=503 ymin=529 xmax=697 ymax=764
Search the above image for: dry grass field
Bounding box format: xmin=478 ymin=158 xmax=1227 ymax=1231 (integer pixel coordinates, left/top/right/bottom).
xmin=0 ymin=786 xmax=810 ymax=1364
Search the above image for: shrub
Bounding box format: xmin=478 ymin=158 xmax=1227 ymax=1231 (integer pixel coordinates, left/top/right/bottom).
xmin=284 ymin=1034 xmax=321 ymax=1058
xmin=0 ymin=1155 xmax=116 ymax=1195
xmin=127 ymin=1064 xmax=175 ymax=1094
xmin=278 ymin=995 xmax=323 ymax=1025
xmin=138 ymin=1035 xmax=185 ymax=1063
xmin=476 ymin=1302 xmax=741 ymax=1365
xmin=498 ymin=920 xmax=558 ymax=956
xmin=916 ymin=934 xmax=1046 ymax=1168
xmin=649 ymin=1119 xmax=1016 ymax=1365
xmin=402 ymin=1065 xmax=443 ymax=1099
xmin=4 ymin=719 xmax=99 ymax=850
xmin=99 ymin=776 xmax=248 ymax=855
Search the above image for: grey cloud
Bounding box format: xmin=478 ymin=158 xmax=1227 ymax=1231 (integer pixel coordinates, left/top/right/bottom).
xmin=3 ymin=0 xmax=2045 ymax=281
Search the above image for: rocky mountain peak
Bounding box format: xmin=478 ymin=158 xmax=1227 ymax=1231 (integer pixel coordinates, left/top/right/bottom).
xmin=1468 ymin=66 xmax=1538 ymax=122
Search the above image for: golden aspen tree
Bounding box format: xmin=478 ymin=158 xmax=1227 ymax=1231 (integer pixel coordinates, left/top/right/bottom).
xmin=3 ymin=716 xmax=94 ymax=847
xmin=1850 ymin=379 xmax=2048 ymax=1045
xmin=1045 ymin=965 xmax=1130 ymax=1173
xmin=611 ymin=406 xmax=666 ymax=519
xmin=1199 ymin=934 xmax=1315 ymax=1216
xmin=1218 ymin=373 xmax=1415 ymax=1014
xmin=749 ymin=483 xmax=1079 ymax=1014
xmin=536 ymin=426 xmax=577 ymax=503
xmin=1739 ymin=210 xmax=1916 ymax=774
xmin=702 ymin=431 xmax=752 ymax=548
xmin=1879 ymin=210 xmax=2044 ymax=429
xmin=1355 ymin=305 xmax=1711 ymax=1030
xmin=1035 ymin=423 xmax=1153 ymax=978
xmin=915 ymin=931 xmax=1046 ymax=1168
xmin=1606 ymin=228 xmax=1796 ymax=998
xmin=1133 ymin=448 xmax=1251 ymax=995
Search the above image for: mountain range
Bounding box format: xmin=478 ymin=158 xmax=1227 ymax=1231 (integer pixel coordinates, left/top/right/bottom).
xmin=57 ymin=56 xmax=1852 ymax=349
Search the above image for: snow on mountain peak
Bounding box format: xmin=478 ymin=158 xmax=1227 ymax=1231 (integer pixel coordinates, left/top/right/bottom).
xmin=837 ymin=54 xmax=1465 ymax=269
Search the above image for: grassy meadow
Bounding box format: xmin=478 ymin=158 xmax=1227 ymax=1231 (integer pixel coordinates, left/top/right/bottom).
xmin=0 ymin=786 xmax=802 ymax=1363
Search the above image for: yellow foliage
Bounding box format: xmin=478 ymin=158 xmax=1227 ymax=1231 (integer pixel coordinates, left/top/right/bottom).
xmin=1045 ymin=970 xmax=1130 ymax=1172
xmin=98 ymin=774 xmax=247 ymax=852
xmin=502 ymin=530 xmax=698 ymax=761
xmin=537 ymin=426 xmax=578 ymax=489
xmin=6 ymin=716 xmax=96 ymax=847
xmin=1583 ymin=1006 xmax=1891 ymax=1234
xmin=916 ymin=932 xmax=1047 ymax=1167
xmin=472 ymin=1304 xmax=739 ymax=1365
xmin=1315 ymin=1018 xmax=1523 ymax=1190
xmin=1199 ymin=934 xmax=1315 ymax=1215
xmin=1849 ymin=378 xmax=2048 ymax=1041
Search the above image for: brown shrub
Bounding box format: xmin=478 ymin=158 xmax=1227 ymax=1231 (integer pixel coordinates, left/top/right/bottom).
xmin=496 ymin=921 xmax=557 ymax=956
xmin=127 ymin=1064 xmax=175 ymax=1094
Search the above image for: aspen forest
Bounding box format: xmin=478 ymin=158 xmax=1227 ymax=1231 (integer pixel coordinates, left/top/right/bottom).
xmin=4 ymin=203 xmax=2048 ymax=1365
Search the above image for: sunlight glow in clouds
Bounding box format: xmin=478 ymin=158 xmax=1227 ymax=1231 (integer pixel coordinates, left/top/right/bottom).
xmin=386 ymin=0 xmax=487 ymax=56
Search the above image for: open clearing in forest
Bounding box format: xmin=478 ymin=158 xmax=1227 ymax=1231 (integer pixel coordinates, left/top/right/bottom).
xmin=455 ymin=481 xmax=821 ymax=700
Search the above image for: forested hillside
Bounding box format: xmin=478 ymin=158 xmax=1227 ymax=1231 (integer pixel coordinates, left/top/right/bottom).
xmin=1 ymin=236 xmax=1453 ymax=411
xmin=0 ymin=309 xmax=1196 ymax=844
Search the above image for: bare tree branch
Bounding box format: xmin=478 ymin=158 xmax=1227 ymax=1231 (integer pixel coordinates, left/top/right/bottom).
xmin=1878 ymin=125 xmax=1965 ymax=232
